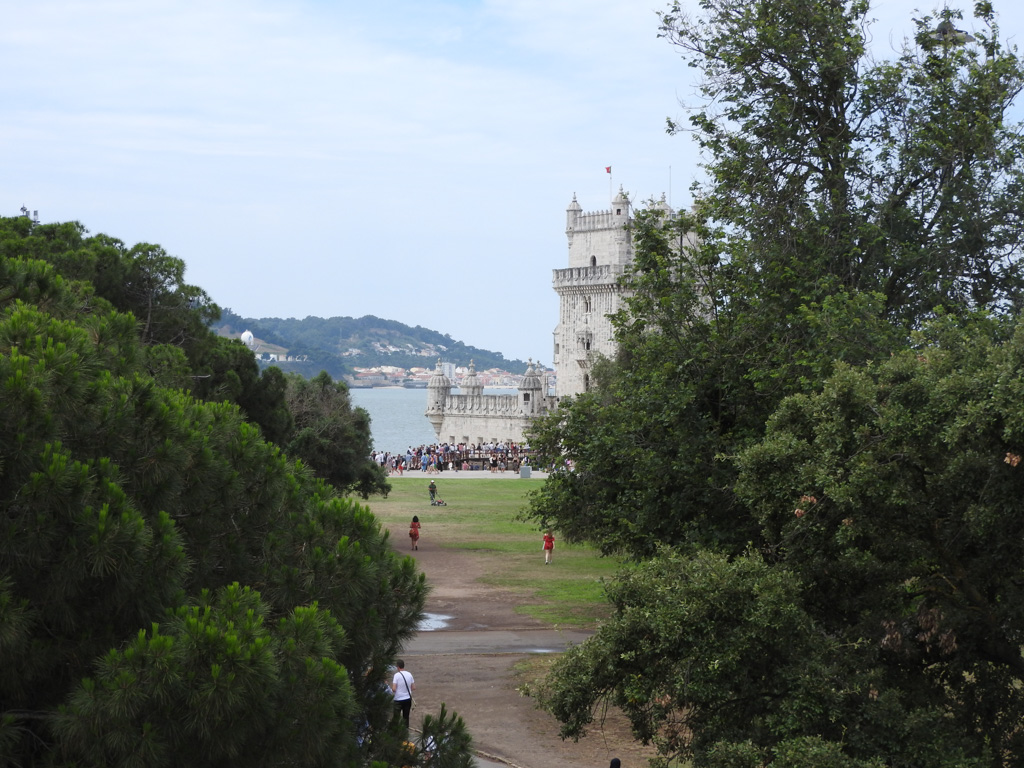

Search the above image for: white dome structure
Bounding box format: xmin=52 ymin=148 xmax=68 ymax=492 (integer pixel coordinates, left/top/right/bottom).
xmin=240 ymin=330 xmax=255 ymax=346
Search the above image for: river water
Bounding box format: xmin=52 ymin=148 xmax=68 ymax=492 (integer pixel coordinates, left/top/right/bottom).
xmin=349 ymin=387 xmax=518 ymax=454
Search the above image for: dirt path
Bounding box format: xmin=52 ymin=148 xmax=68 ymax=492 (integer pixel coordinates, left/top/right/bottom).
xmin=396 ymin=526 xmax=657 ymax=768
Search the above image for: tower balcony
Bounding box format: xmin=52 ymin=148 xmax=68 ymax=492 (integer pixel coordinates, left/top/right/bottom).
xmin=552 ymin=264 xmax=626 ymax=291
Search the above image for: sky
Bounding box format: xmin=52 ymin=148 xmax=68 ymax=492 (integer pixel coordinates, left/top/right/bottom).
xmin=4 ymin=0 xmax=1023 ymax=364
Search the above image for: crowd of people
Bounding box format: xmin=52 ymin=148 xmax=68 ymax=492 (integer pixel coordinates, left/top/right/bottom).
xmin=370 ymin=441 xmax=533 ymax=475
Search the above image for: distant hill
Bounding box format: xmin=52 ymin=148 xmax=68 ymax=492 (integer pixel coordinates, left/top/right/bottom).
xmin=216 ymin=310 xmax=528 ymax=378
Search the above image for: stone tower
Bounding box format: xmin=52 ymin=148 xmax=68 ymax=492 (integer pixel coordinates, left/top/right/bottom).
xmin=552 ymin=187 xmax=634 ymax=399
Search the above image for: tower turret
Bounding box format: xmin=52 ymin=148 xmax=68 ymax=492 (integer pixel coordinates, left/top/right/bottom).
xmin=566 ymin=194 xmax=582 ymax=250
xmin=425 ymin=358 xmax=452 ymax=436
xmin=566 ymin=193 xmax=582 ymax=231
xmin=518 ymin=359 xmax=544 ymax=416
xmin=651 ymin=192 xmax=672 ymax=219
xmin=461 ymin=360 xmax=484 ymax=398
xmin=611 ymin=186 xmax=629 ymax=220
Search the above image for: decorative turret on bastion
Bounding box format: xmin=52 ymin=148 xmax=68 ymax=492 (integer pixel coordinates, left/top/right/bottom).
xmin=425 ymin=358 xmax=451 ymax=435
xmin=460 ymin=360 xmax=483 ymax=398
xmin=518 ymin=359 xmax=544 ymax=417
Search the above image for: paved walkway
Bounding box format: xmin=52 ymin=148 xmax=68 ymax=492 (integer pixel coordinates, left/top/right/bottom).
xmin=390 ymin=470 xmax=649 ymax=768
xmin=406 ymin=625 xmax=594 ymax=768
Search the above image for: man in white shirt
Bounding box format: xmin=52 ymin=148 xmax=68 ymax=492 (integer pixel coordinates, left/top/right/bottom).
xmin=391 ymin=659 xmax=415 ymax=725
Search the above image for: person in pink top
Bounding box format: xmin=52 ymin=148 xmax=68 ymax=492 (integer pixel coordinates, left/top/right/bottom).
xmin=543 ymin=530 xmax=555 ymax=564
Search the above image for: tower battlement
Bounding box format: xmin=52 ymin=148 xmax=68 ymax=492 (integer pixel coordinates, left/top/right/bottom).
xmin=565 ymin=187 xmax=634 ymax=270
xmin=567 ymin=208 xmax=627 ymax=233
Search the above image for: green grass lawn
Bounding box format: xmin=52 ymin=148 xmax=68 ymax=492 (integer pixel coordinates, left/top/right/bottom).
xmin=362 ymin=477 xmax=620 ymax=627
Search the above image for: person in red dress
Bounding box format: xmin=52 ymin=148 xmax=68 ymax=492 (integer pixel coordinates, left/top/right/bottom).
xmin=409 ymin=516 xmax=421 ymax=551
xmin=543 ymin=530 xmax=554 ymax=564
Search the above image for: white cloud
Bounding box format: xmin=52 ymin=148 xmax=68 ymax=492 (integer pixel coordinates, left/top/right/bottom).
xmin=3 ymin=0 xmax=1023 ymax=360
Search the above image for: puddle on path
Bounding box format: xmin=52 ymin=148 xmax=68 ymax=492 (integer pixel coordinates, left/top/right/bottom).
xmin=418 ymin=613 xmax=453 ymax=631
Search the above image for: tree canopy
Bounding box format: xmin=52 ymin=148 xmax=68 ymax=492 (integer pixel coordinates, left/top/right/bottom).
xmin=0 ymin=216 xmax=391 ymax=498
xmin=0 ymin=222 xmax=470 ymax=767
xmin=284 ymin=370 xmax=389 ymax=498
xmin=524 ymin=2 xmax=1024 ymax=766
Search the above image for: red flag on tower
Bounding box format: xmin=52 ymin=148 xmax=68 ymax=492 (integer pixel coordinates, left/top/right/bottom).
xmin=605 ymin=166 xmax=612 ymax=174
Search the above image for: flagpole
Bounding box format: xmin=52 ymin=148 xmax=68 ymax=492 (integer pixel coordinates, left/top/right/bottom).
xmin=606 ymin=165 xmax=612 ymax=203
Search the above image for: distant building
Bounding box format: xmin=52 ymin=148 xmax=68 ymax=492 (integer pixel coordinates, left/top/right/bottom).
xmin=552 ymin=188 xmax=674 ymax=398
xmin=424 ymin=186 xmax=679 ymax=442
xmin=425 ymin=359 xmax=554 ymax=444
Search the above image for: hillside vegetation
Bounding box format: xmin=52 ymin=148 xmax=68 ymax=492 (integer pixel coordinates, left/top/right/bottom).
xmin=218 ymin=310 xmax=527 ymax=378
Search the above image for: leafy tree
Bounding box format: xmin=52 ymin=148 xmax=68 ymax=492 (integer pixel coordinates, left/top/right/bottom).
xmin=0 ymin=252 xmax=454 ymax=766
xmin=529 ymin=0 xmax=1024 ymax=560
xmin=0 ymin=216 xmax=395 ymax=495
xmin=0 ymin=219 xmax=219 ymax=359
xmin=526 ymin=208 xmax=900 ymax=559
xmin=542 ymin=319 xmax=1024 ymax=767
xmin=735 ymin=318 xmax=1024 ymax=764
xmin=52 ymin=586 xmax=360 ymax=768
xmin=0 ymin=217 xmax=297 ymax=443
xmin=283 ymin=371 xmax=390 ymax=498
xmin=525 ymin=1 xmax=1024 ymax=766
xmin=415 ymin=704 xmax=475 ymax=768
xmin=660 ymin=0 xmax=1024 ymax=324
xmin=188 ymin=334 xmax=295 ymax=443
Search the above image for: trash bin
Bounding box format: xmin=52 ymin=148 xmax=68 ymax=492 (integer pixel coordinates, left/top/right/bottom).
xmin=519 ymin=465 xmax=531 ymax=479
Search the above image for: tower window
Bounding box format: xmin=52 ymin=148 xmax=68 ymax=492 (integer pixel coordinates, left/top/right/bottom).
xmin=523 ymin=393 xmax=531 ymax=402
xmin=590 ymin=255 xmax=597 ymax=267
xmin=583 ymin=297 xmax=592 ymax=313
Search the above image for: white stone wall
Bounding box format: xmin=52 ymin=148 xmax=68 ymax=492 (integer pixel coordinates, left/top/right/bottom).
xmin=552 ymin=275 xmax=627 ymax=398
xmin=433 ymin=394 xmax=557 ymax=444
xmin=442 ymin=393 xmax=520 ymax=416
xmin=554 ymin=193 xmax=634 ymax=399
xmin=434 ymin=411 xmax=532 ymax=445
xmin=567 ymin=226 xmax=631 ymax=268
